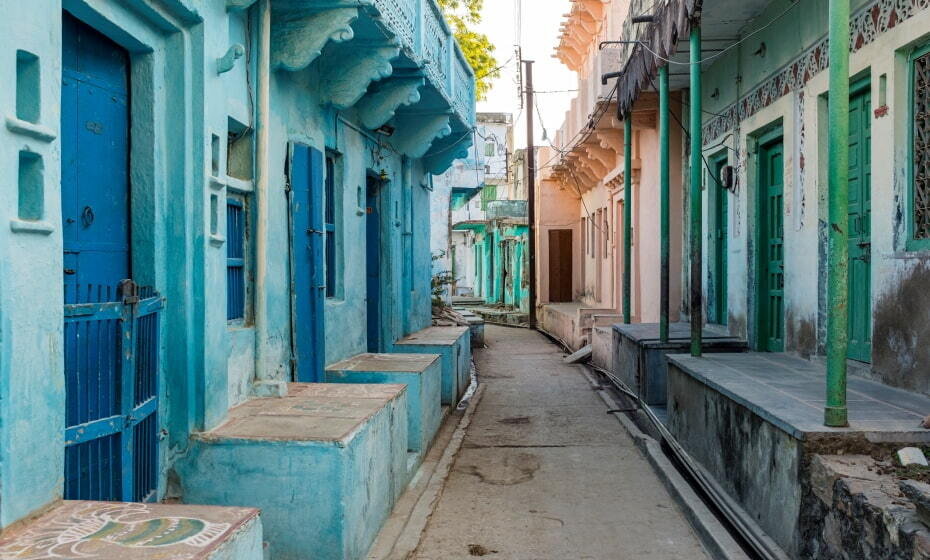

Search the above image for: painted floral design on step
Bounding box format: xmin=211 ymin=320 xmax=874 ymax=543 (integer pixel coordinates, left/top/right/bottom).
xmin=0 ymin=503 xmax=231 ymax=559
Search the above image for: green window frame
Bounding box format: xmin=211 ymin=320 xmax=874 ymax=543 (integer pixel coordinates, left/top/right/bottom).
xmin=908 ymin=41 xmax=930 ymax=250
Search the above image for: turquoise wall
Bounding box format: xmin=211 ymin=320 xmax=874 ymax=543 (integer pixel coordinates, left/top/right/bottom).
xmin=0 ymin=0 xmax=474 ymax=530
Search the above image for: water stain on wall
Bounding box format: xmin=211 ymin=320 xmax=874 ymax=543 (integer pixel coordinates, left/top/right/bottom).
xmin=873 ymin=261 xmax=930 ymax=395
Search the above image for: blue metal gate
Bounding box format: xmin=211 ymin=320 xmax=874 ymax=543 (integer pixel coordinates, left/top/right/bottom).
xmin=64 ymin=280 xmax=163 ymax=502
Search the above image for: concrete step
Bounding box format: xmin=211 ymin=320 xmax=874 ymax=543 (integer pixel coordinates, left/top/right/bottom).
xmin=394 ymin=327 xmax=471 ymax=406
xmin=326 ymin=353 xmax=442 ymax=456
xmin=178 ymin=383 xmax=408 ymax=560
xmin=0 ymin=501 xmax=262 ymax=559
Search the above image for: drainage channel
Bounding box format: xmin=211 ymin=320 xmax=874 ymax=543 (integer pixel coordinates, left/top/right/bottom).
xmin=536 ymin=327 xmax=785 ymax=560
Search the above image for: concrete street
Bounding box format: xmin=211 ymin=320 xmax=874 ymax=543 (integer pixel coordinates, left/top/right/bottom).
xmin=413 ymin=326 xmax=709 ymax=559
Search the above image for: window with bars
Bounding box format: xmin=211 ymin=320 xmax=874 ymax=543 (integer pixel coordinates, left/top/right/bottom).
xmin=325 ymin=155 xmax=338 ymax=298
xmin=227 ymin=197 xmax=247 ymax=321
xmin=912 ymin=45 xmax=930 ymax=247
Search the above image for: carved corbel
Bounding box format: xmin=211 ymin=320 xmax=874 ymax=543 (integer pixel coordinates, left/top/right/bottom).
xmin=271 ymin=7 xmax=357 ymax=72
xmin=391 ymin=113 xmax=452 ymax=158
xmin=318 ymin=41 xmax=400 ymax=109
xmin=595 ymin=130 xmax=623 ymax=157
xmin=585 ymin=143 xmax=616 ymax=172
xmin=356 ymin=77 xmax=424 ymax=130
xmin=424 ymin=131 xmax=474 ymax=175
xmin=580 ymin=149 xmax=608 ymax=178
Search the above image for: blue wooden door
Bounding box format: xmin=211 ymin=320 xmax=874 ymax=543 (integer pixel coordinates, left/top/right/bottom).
xmin=62 ymin=13 xmax=159 ymax=503
xmin=366 ymin=176 xmax=382 ymax=353
xmin=289 ymin=144 xmax=326 ymax=381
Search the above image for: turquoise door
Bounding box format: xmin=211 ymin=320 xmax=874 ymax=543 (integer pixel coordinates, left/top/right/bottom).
xmin=847 ymin=84 xmax=872 ymax=362
xmin=757 ymin=133 xmax=785 ymax=352
xmin=289 ymin=143 xmax=326 ymax=382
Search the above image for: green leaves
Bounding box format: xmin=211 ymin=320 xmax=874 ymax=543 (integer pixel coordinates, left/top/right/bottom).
xmin=437 ymin=0 xmax=500 ymax=101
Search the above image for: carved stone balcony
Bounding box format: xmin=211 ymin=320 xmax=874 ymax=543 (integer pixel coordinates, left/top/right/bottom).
xmin=258 ymin=0 xmax=477 ymax=174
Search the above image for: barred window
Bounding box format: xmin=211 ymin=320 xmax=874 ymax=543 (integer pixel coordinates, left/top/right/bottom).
xmin=914 ymin=49 xmax=930 ymax=241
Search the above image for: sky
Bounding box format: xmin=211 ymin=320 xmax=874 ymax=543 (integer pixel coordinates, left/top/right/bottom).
xmin=474 ymin=0 xmax=577 ymax=150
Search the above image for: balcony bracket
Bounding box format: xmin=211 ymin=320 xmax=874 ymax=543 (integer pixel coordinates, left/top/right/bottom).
xmin=391 ymin=113 xmax=452 ymax=158
xmin=271 ymin=7 xmax=358 ymax=72
xmin=319 ymin=42 xmax=401 ymax=109
xmin=424 ymin=129 xmax=473 ymax=175
xmin=356 ymin=77 xmax=425 ymax=130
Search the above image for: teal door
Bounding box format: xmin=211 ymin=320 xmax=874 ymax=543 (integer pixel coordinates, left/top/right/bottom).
xmin=709 ymin=154 xmax=729 ymax=325
xmin=847 ymin=85 xmax=872 ymax=362
xmin=757 ymin=134 xmax=785 ymax=352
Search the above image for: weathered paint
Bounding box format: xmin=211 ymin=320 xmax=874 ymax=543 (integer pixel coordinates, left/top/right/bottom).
xmin=394 ymin=326 xmax=471 ymax=405
xmin=0 ymin=0 xmax=475 ymax=546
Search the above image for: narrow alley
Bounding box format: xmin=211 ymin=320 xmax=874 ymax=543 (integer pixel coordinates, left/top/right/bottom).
xmin=413 ymin=326 xmax=708 ymax=559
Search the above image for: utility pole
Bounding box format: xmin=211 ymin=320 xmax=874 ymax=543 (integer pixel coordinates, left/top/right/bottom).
xmin=524 ymin=59 xmax=537 ymax=329
xmin=825 ymin=0 xmax=850 ymax=427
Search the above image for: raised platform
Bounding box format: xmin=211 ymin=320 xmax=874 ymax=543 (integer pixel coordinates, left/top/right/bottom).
xmin=538 ymin=303 xmax=616 ymax=351
xmin=178 ymin=383 xmax=408 ymax=560
xmin=394 ymin=326 xmax=470 ymax=405
xmin=0 ymin=501 xmax=262 ymax=559
xmin=466 ymin=306 xmax=528 ymax=327
xmin=667 ymin=352 xmax=930 ymax=557
xmin=326 ymin=353 xmax=442 ymax=454
xmin=613 ymin=322 xmax=746 ymax=405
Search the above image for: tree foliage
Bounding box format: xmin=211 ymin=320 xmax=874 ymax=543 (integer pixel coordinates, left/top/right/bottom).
xmin=437 ymin=0 xmax=500 ymax=101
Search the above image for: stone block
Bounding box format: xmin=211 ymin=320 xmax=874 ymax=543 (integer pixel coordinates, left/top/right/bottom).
xmin=898 ymin=447 xmax=929 ymax=466
xmin=394 ymin=326 xmax=470 ymax=405
xmin=178 ymin=383 xmax=408 ymax=560
xmin=326 ymin=353 xmax=442 ymax=454
xmin=0 ymin=501 xmax=262 ymax=559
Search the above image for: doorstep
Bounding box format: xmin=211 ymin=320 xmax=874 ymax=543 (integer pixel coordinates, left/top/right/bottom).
xmin=326 ymin=353 xmax=442 ymax=457
xmin=177 ymin=383 xmax=408 ymax=560
xmin=0 ymin=501 xmax=262 ymax=559
xmin=666 ymin=352 xmax=930 ymax=557
xmin=394 ymin=326 xmax=471 ymax=405
xmin=613 ymin=322 xmax=746 ymax=405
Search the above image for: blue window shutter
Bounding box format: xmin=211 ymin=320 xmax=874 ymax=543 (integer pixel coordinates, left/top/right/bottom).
xmin=226 ymin=198 xmax=245 ymax=320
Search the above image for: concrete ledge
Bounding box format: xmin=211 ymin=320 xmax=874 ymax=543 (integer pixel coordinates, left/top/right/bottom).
xmin=0 ymin=501 xmax=262 ymax=559
xmin=613 ymin=322 xmax=746 ymax=405
xmin=179 ymin=383 xmax=408 ymax=560
xmin=667 ymin=352 xmax=930 ymax=557
xmin=326 ymin=353 xmax=442 ymax=454
xmin=394 ymin=327 xmax=471 ymax=405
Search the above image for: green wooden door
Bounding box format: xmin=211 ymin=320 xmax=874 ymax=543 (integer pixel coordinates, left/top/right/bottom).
xmin=757 ymin=135 xmax=785 ymax=352
xmin=709 ymin=154 xmax=729 ymax=325
xmin=847 ymin=86 xmax=872 ymax=362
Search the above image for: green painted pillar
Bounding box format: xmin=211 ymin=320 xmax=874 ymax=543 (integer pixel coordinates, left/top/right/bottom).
xmin=624 ymin=117 xmax=633 ymax=324
xmin=659 ymin=64 xmax=670 ymax=343
xmin=826 ymin=0 xmax=851 ymax=427
xmin=689 ymin=25 xmax=703 ymax=357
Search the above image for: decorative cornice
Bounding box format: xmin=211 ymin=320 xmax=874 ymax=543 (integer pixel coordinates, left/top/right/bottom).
xmin=356 ymin=77 xmax=425 ymax=130
xmin=318 ymin=43 xmax=400 ymax=109
xmin=271 ymin=8 xmax=358 ymax=72
xmin=702 ymin=0 xmax=928 ymax=141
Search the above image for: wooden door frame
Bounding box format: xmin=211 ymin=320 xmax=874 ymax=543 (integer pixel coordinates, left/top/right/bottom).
xmin=753 ymin=124 xmax=785 ymax=352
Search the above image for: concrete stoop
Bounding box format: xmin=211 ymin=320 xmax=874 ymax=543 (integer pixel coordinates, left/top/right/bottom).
xmin=667 ymin=352 xmax=930 ymax=558
xmin=178 ymin=383 xmax=408 ymax=560
xmin=326 ymin=353 xmax=442 ymax=458
xmin=466 ymin=305 xmax=528 ymax=327
xmin=451 ymin=309 xmax=485 ymax=347
xmin=0 ymin=501 xmax=263 ymax=559
xmin=394 ymin=326 xmax=471 ymax=406
xmin=613 ymin=322 xmax=747 ymax=405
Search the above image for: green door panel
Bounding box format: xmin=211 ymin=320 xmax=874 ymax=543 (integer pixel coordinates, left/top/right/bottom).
xmin=847 ymin=86 xmax=872 ymax=362
xmin=757 ymin=135 xmax=785 ymax=352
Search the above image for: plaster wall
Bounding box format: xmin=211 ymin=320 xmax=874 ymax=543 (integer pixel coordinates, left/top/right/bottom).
xmin=534 ymin=170 xmax=581 ymax=304
xmin=696 ymin=0 xmax=930 ymax=389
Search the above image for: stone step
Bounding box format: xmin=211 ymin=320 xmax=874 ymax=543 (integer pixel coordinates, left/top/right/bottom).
xmin=178 ymin=383 xmax=408 ymax=560
xmin=326 ymin=353 xmax=442 ymax=455
xmin=394 ymin=326 xmax=471 ymax=406
xmin=0 ymin=501 xmax=262 ymax=560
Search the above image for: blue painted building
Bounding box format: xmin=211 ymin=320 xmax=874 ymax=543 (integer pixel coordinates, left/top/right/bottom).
xmin=0 ymin=0 xmax=474 ymax=557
